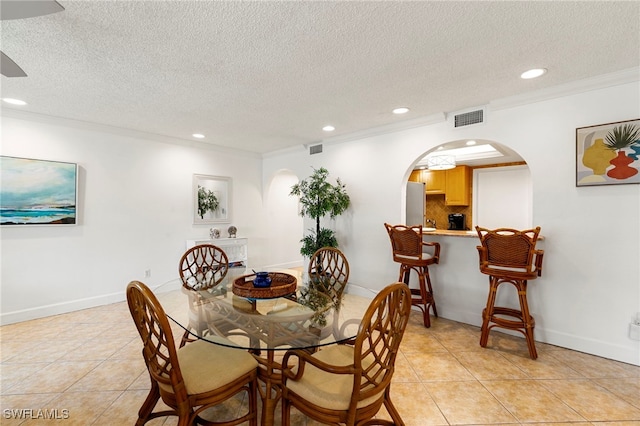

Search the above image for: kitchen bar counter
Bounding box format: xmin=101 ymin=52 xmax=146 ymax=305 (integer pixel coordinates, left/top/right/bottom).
xmin=423 ymin=229 xmax=545 ymax=240
xmin=423 ymin=229 xmax=477 ymax=238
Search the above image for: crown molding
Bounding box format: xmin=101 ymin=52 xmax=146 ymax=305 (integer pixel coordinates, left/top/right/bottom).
xmin=490 ymin=67 xmax=640 ymax=111
xmin=0 ymin=108 xmax=261 ymax=158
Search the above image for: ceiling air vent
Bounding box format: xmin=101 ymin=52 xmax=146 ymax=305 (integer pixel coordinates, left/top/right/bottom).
xmin=309 ymin=144 xmax=323 ymax=155
xmin=454 ymin=109 xmax=484 ymax=127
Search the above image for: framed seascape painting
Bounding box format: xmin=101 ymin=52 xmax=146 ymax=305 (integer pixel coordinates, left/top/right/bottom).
xmin=576 ymin=118 xmax=640 ymax=186
xmin=193 ymin=174 xmax=231 ymax=224
xmin=1 ymin=156 xmax=78 ymax=226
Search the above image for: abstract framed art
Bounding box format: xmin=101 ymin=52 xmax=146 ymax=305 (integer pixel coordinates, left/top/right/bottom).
xmin=1 ymin=156 xmax=78 ymax=225
xmin=193 ymin=174 xmax=231 ymax=224
xmin=576 ymin=118 xmax=640 ymax=186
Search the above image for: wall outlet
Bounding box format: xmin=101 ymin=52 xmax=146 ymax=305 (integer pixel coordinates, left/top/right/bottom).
xmin=630 ymin=322 xmax=640 ymax=341
xmin=144 ymin=269 xmax=151 ymax=278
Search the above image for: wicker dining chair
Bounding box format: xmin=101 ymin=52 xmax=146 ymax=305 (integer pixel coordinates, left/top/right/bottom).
xmin=178 ymin=244 xmax=229 ymax=347
xmin=179 ymin=244 xmax=229 ymax=291
xmin=475 ymin=226 xmax=544 ymax=359
xmin=384 ymin=223 xmax=441 ymax=327
xmin=307 ymin=246 xmax=350 ymax=306
xmin=126 ymin=280 xmax=258 ymax=426
xmin=280 ymin=282 xmax=412 ymax=426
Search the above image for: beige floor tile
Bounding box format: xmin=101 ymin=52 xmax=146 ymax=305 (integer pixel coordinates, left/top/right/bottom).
xmin=454 ymin=349 xmax=528 ymax=380
xmin=67 ymin=358 xmax=147 ymax=392
xmin=548 ymin=349 xmax=640 ymax=378
xmin=3 ymin=301 xmax=640 ymax=426
xmin=58 ymin=338 xmax=133 ymax=361
xmin=0 ymin=393 xmax=58 ymax=426
xmin=400 ymin=328 xmax=447 ymax=353
xmin=500 ymin=350 xmax=584 ymax=379
xmin=18 ymin=390 xmax=121 ymax=425
xmin=595 ymin=377 xmax=640 ymax=409
xmin=426 ymin=380 xmax=517 ymax=425
xmin=390 ymin=352 xmax=420 ymax=383
xmin=482 ymin=379 xmax=585 ymax=422
xmin=539 ymin=378 xmax=640 ymax=421
xmin=404 ymin=351 xmax=475 ymax=381
xmin=4 ymin=361 xmax=100 ymax=395
xmin=375 ymin=382 xmax=448 ymax=425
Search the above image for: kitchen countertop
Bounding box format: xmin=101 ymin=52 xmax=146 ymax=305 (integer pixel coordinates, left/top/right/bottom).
xmin=422 ymin=229 xmax=545 ymax=240
xmin=422 ymin=229 xmax=477 ymax=237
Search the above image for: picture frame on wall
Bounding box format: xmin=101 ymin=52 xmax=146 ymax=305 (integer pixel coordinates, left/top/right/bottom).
xmin=576 ymin=118 xmax=640 ymax=187
xmin=193 ymin=174 xmax=231 ymax=224
xmin=1 ymin=156 xmax=78 ymax=226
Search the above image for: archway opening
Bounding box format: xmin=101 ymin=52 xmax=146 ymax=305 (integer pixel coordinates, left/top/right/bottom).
xmin=406 ymin=139 xmax=532 ymax=230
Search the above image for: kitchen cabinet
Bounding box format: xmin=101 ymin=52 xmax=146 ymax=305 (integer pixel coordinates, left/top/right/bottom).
xmin=445 ymin=165 xmax=470 ymax=206
xmin=423 ymin=170 xmax=446 ymax=194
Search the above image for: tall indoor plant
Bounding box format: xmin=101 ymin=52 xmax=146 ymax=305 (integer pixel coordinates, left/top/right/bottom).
xmin=290 ymin=167 xmax=350 ymax=257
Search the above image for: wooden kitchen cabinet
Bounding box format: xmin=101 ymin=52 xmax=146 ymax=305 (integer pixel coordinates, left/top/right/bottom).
xmin=445 ymin=165 xmax=470 ymax=206
xmin=423 ymin=170 xmax=446 ymax=194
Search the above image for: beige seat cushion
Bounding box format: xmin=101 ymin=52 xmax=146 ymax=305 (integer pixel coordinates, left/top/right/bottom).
xmin=161 ymin=337 xmax=257 ymax=395
xmin=286 ymin=345 xmax=381 ymax=410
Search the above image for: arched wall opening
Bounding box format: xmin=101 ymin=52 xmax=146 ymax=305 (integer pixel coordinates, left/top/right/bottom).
xmin=404 ymin=139 xmax=533 ymax=230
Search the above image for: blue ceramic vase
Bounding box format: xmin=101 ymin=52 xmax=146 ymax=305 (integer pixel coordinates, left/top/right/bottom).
xmin=253 ymin=272 xmax=272 ymax=288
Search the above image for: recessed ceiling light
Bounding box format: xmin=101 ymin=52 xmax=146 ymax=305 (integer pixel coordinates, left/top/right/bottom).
xmin=392 ymin=107 xmax=409 ymax=114
xmin=322 ymin=125 xmax=335 ymax=132
xmin=466 ymin=140 xmax=476 ymax=146
xmin=2 ymin=98 xmax=27 ymax=106
xmin=520 ymin=68 xmax=547 ymax=79
xmin=192 ymin=133 xmax=205 ymax=139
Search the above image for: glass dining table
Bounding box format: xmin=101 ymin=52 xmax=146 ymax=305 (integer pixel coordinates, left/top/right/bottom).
xmin=153 ymin=267 xmax=373 ymax=426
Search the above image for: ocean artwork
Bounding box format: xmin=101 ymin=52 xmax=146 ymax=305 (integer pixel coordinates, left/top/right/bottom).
xmin=1 ymin=156 xmax=78 ymax=225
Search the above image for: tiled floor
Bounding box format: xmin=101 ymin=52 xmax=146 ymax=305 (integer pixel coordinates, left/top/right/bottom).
xmin=1 ymin=300 xmax=639 ymax=425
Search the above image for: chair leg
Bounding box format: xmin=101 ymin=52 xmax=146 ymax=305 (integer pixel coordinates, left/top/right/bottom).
xmin=423 ymin=266 xmax=437 ymax=318
xmin=281 ymin=393 xmax=291 ymax=426
xmin=136 ymin=378 xmax=160 ymax=426
xmin=517 ymin=281 xmax=538 ymax=359
xmin=480 ymin=277 xmax=498 ymax=348
xmin=417 ymin=270 xmax=431 ymax=328
xmin=382 ymin=388 xmax=405 ymax=426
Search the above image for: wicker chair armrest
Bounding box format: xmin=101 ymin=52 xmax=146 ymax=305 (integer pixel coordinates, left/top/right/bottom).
xmin=281 ymin=347 xmax=356 ymax=382
xmin=476 ymin=246 xmax=487 ymax=263
xmin=534 ymin=250 xmax=544 ymax=276
xmin=422 ymin=241 xmax=441 ymax=263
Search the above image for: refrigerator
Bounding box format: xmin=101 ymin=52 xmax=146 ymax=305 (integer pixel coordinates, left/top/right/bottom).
xmin=405 ymin=181 xmax=425 ymax=226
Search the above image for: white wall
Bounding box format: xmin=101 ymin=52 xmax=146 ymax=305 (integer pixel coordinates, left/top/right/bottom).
xmin=1 ymin=115 xmax=267 ymax=323
xmin=2 ymin=77 xmax=639 ymax=366
xmin=263 ymin=80 xmax=640 ymax=365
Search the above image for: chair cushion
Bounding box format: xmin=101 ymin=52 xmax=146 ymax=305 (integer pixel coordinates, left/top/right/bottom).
xmin=170 ymin=338 xmax=257 ymax=395
xmin=286 ymin=345 xmax=381 ymax=410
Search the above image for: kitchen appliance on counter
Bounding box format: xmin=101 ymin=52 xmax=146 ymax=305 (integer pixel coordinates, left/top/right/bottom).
xmin=448 ymin=213 xmax=466 ymax=230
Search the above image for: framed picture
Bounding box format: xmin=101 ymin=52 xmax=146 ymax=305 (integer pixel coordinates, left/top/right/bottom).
xmin=576 ymin=118 xmax=640 ymax=186
xmin=1 ymin=156 xmax=78 ymax=226
xmin=193 ymin=174 xmax=231 ymax=224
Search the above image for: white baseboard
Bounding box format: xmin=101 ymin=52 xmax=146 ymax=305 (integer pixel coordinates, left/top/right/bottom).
xmin=439 ymin=306 xmax=640 ymax=366
xmin=0 ymin=291 xmax=126 ymax=326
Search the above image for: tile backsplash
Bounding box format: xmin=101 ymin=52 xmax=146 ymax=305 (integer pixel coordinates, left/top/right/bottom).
xmin=424 ymin=194 xmax=472 ymax=230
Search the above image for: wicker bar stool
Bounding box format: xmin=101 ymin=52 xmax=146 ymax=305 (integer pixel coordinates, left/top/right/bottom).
xmin=475 ymin=226 xmax=544 ymax=359
xmin=384 ymin=223 xmax=441 ymax=328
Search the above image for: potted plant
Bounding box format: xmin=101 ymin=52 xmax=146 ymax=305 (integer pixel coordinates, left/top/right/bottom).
xmin=290 ymin=167 xmax=350 ymax=257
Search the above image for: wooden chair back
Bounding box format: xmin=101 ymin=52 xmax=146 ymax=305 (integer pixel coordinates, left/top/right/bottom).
xmin=307 ymin=247 xmax=350 ymax=304
xmin=384 ymin=223 xmax=440 ymax=265
xmin=476 ymin=226 xmax=544 ymax=278
xmin=179 ymin=244 xmax=229 ymax=290
xmin=126 ymin=281 xmax=186 ymax=399
xmin=353 ymin=283 xmax=412 ymax=402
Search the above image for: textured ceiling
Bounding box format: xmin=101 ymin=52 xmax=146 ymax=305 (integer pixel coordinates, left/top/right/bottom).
xmin=1 ymin=1 xmax=639 ymax=154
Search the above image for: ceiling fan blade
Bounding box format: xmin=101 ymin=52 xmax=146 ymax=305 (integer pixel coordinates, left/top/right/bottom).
xmin=1 ymin=51 xmax=27 ymax=77
xmin=0 ymin=0 xmax=64 ymax=20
